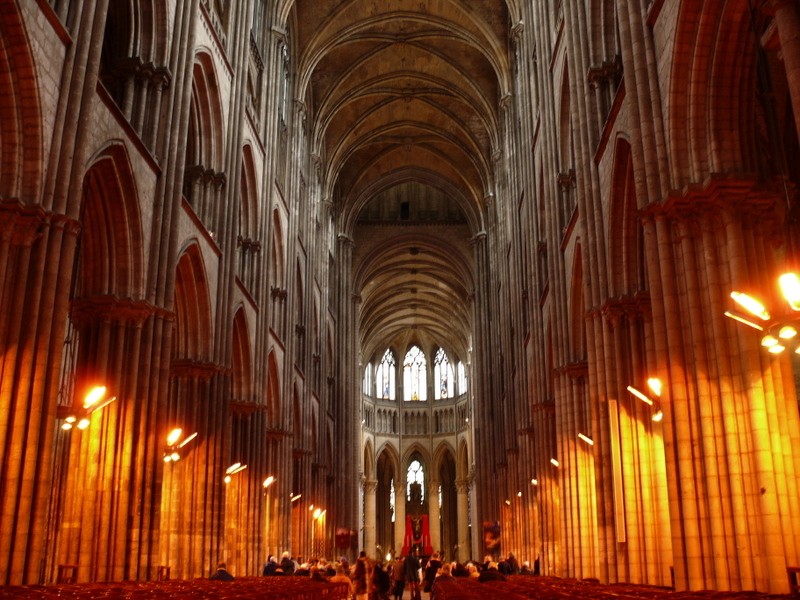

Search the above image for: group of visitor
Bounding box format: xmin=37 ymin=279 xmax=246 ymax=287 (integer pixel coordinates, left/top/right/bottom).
xmin=210 ymin=548 xmax=540 ymax=599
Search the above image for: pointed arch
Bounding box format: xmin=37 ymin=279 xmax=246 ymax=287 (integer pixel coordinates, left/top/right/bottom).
xmin=182 ymin=50 xmax=226 ymax=215
xmin=239 ymin=144 xmax=259 ymax=240
xmin=0 ymin=0 xmax=42 ymax=201
xmin=231 ymin=307 xmax=252 ymax=402
xmin=402 ymin=443 xmax=431 ymax=471
xmin=667 ymin=1 xmax=771 ymax=183
xmin=187 ymin=51 xmax=225 ymax=170
xmin=570 ymin=243 xmax=586 ymax=360
xmin=588 ymin=0 xmax=618 ymax=65
xmin=79 ymin=144 xmax=144 ymax=298
xmin=266 ymin=350 xmax=282 ymax=426
xmin=432 ymin=442 xmax=457 ymax=477
xmin=558 ymin=60 xmax=573 ymax=171
xmin=270 ymin=207 xmax=286 ymax=289
xmin=607 ymin=137 xmax=642 ymax=297
xmin=376 ymin=442 xmax=401 ymax=479
xmin=457 ymin=440 xmax=470 ymax=481
xmin=363 ymin=440 xmax=375 ymax=480
xmin=402 ymin=344 xmax=427 ymax=401
xmin=292 ymin=385 xmax=302 ymax=442
xmin=172 ymin=243 xmax=213 ymax=360
xmin=376 ymin=443 xmax=400 ymax=552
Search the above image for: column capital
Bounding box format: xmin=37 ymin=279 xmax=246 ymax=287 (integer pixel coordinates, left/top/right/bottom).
xmin=0 ymin=199 xmax=58 ymax=246
xmin=363 ymin=479 xmax=378 ymax=493
xmin=71 ymin=295 xmax=169 ymax=326
xmin=455 ymin=479 xmax=471 ymax=494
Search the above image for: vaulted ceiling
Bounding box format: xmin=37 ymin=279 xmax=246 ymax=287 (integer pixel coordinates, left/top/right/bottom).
xmin=288 ymin=0 xmax=514 ymax=362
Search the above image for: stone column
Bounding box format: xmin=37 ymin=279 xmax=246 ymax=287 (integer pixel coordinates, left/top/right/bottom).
xmin=771 ymin=1 xmax=800 ymax=145
xmin=394 ymin=482 xmax=406 ymax=555
xmin=456 ymin=479 xmax=470 ymax=562
xmin=364 ymin=479 xmax=377 ymax=557
xmin=428 ymin=480 xmax=441 ymax=554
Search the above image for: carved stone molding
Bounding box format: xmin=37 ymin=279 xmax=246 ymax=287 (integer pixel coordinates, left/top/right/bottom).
xmin=169 ymin=359 xmax=228 ymax=380
xmin=70 ymin=295 xmax=168 ymax=326
xmin=0 ymin=200 xmax=70 ymax=246
xmin=230 ymin=400 xmax=266 ymax=416
xmin=555 ymin=360 xmax=589 ymax=381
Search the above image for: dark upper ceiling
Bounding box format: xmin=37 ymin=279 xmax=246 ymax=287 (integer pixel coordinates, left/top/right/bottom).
xmin=288 ymin=0 xmax=513 ymax=363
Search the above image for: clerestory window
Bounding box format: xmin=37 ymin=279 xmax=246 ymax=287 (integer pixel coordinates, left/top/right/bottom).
xmin=403 ymin=345 xmax=427 ymax=401
xmin=377 ymin=349 xmax=396 ymax=400
xmin=433 ymin=347 xmax=454 ymax=399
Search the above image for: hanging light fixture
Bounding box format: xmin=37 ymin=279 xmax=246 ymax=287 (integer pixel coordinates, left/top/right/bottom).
xmin=224 ymin=463 xmax=248 ymax=484
xmin=163 ymin=428 xmax=198 ymax=463
xmin=627 ymin=378 xmax=665 ymax=422
xmin=726 ymin=272 xmax=800 ymax=355
xmin=727 ymin=2 xmax=800 ymax=354
xmin=59 ymin=385 xmax=117 ymax=431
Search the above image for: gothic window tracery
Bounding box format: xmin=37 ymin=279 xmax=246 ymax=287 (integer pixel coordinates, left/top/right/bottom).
xmin=433 ymin=347 xmax=454 ymax=399
xmin=363 ymin=363 xmax=373 ymax=395
xmin=403 ymin=346 xmax=427 ymax=401
xmin=406 ymin=459 xmax=425 ymax=502
xmin=377 ymin=349 xmax=396 ymax=400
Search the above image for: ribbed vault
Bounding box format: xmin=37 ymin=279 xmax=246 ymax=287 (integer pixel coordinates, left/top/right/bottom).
xmin=288 ymin=0 xmax=512 ymax=361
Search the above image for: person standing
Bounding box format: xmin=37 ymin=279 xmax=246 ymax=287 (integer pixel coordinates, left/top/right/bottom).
xmin=330 ymin=564 xmax=354 ymax=598
xmin=404 ymin=549 xmax=421 ymax=600
xmin=353 ymin=551 xmax=370 ymax=600
xmin=390 ymin=555 xmax=405 ymax=600
xmin=371 ymin=561 xmax=391 ymax=600
xmin=423 ymin=551 xmax=442 ymax=598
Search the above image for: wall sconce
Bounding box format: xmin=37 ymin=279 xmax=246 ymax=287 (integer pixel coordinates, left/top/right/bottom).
xmin=163 ymin=428 xmax=197 ymax=462
xmin=726 ymin=272 xmax=800 ymax=354
xmin=224 ymin=462 xmax=247 ymax=484
xmin=578 ymin=433 xmax=594 ymax=446
xmin=263 ymin=475 xmax=276 ymax=489
xmin=550 ymin=458 xmax=559 ymax=467
xmin=59 ymin=385 xmax=117 ymax=430
xmin=530 ymin=478 xmax=538 ymax=486
xmin=291 ymin=493 xmax=302 ymax=502
xmin=626 ymin=377 xmax=664 ymax=422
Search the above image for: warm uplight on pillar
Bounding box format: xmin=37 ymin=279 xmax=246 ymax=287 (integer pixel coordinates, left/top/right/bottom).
xmin=626 ymin=385 xmax=653 ymax=405
xmin=224 ymin=463 xmax=247 ymax=483
xmin=627 ymin=379 xmax=665 ymax=422
xmin=779 ymin=272 xmax=800 ymax=310
xmin=727 ymin=271 xmax=800 ymax=354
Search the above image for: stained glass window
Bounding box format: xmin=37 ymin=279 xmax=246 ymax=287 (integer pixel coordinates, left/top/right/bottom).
xmin=403 ymin=346 xmax=427 ymax=401
xmin=433 ymin=347 xmax=454 ymax=399
xmin=377 ymin=349 xmax=396 ymax=400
